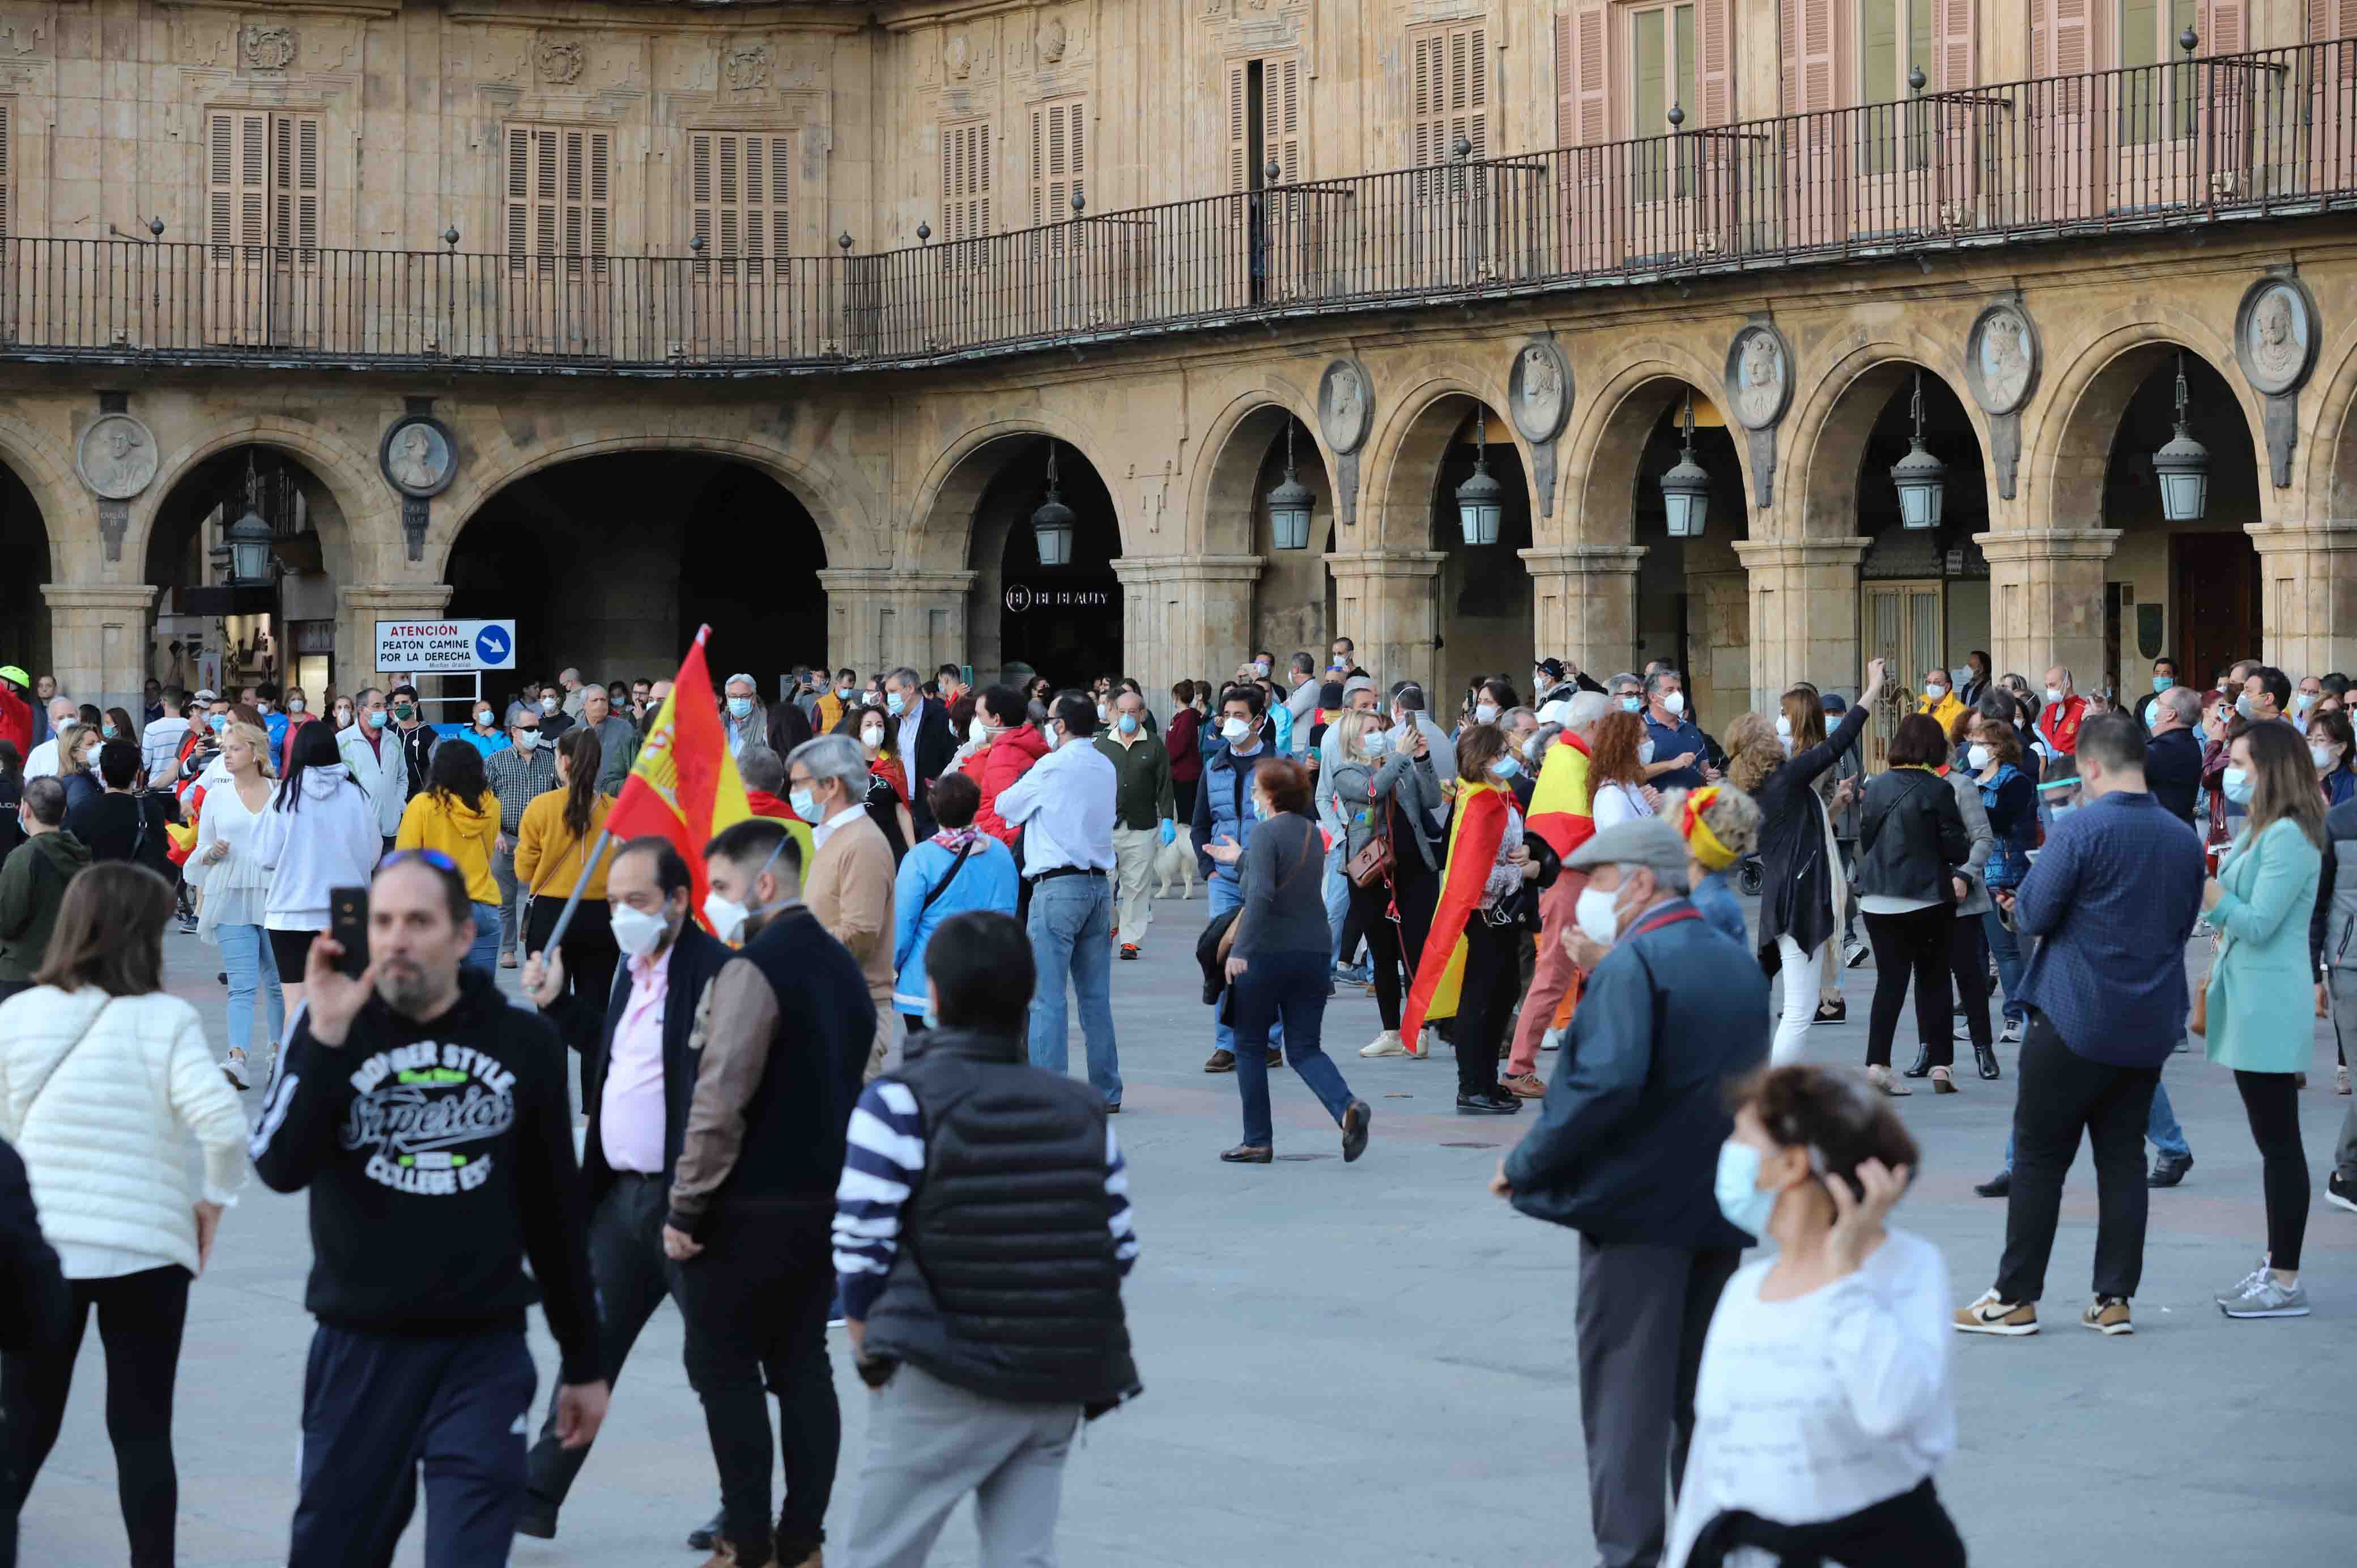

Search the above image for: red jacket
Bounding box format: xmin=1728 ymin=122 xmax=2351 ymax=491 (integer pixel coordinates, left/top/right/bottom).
xmin=0 ymin=683 xmax=27 ymax=760
xmin=1165 ymin=706 xmax=1203 ymax=785
xmin=975 ymin=724 xmax=1050 ymax=846
xmin=2035 ymin=694 xmax=2088 ymax=756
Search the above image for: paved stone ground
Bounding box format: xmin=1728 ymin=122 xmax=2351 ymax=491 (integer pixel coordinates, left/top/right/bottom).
xmin=20 ymin=892 xmax=2357 ymax=1566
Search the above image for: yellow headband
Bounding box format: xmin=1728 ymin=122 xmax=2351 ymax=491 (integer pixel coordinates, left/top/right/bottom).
xmin=1679 ymin=786 xmax=1738 ymax=871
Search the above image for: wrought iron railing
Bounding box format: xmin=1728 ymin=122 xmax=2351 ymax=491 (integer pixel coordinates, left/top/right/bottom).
xmin=5 ymin=40 xmax=2355 ymax=374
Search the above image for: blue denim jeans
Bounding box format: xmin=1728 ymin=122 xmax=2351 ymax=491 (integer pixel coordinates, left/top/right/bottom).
xmin=2004 ymin=1073 xmax=2190 ymax=1169
xmin=468 ymin=901 xmax=503 ymax=977
xmin=1322 ymin=840 xmax=1354 ymax=970
xmin=1981 ymin=907 xmax=2026 ymax=1023
xmin=1210 ymin=874 xmax=1282 ymax=1056
xmin=218 ymin=922 xmax=286 ymax=1057
xmin=1226 ymin=948 xmax=1358 ymax=1148
xmin=1026 ymin=874 xmax=1122 ymax=1107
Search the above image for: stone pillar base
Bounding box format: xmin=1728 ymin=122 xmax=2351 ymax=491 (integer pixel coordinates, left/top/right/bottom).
xmin=1324 ymin=550 xmax=1445 ymax=700
xmin=816 ymin=569 xmax=979 ymax=680
xmin=2247 ymin=521 xmax=2357 ymax=677
xmin=1520 ymin=546 xmax=1645 ymax=681
xmin=41 ymin=583 xmax=159 ymax=719
xmin=1975 ymin=529 xmax=2120 ymax=690
xmin=1733 ymin=538 xmax=1870 ymax=710
xmin=1112 ymin=555 xmax=1263 ymax=710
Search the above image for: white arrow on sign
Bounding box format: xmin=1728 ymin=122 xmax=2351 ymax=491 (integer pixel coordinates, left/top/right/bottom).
xmin=479 ymin=628 xmax=508 ymax=660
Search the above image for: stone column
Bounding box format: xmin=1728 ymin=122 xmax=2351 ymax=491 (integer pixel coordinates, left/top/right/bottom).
xmin=1112 ymin=555 xmax=1263 ymax=709
xmin=2247 ymin=521 xmax=2357 ymax=678
xmin=1733 ymin=539 xmax=1870 ymax=708
xmin=1975 ymin=529 xmax=2119 ymax=689
xmin=817 ymin=569 xmax=980 ymax=679
xmin=1521 ymin=546 xmax=1646 ymax=679
xmin=41 ymin=583 xmax=158 ymax=718
xmin=1324 ymin=549 xmax=1445 ymax=698
xmin=339 ymin=582 xmax=457 ymax=694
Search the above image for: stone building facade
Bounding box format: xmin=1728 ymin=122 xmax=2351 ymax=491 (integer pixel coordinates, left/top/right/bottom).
xmin=4 ymin=0 xmax=2357 ymax=739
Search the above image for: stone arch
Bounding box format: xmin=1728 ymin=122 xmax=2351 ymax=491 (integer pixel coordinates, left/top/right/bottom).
xmin=127 ymin=414 xmax=390 ymax=583
xmin=902 ymin=411 xmax=1122 ymax=573
xmin=432 ymin=430 xmax=879 ymax=582
xmin=1188 ymin=383 xmax=1330 ymax=559
xmin=1788 ymin=337 xmax=1993 ymax=543
xmin=1362 ymin=366 xmax=1535 ymax=555
xmin=0 ymin=412 xmax=83 ymax=580
xmin=2300 ymin=328 xmax=2357 ymax=520
xmin=1563 ymin=339 xmax=1750 ymax=549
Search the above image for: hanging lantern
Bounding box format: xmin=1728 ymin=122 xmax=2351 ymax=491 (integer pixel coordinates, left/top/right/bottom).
xmin=1266 ymin=420 xmax=1314 ymax=551
xmin=2152 ymin=352 xmax=2209 ymax=523
xmin=1660 ymin=393 xmax=1711 ymax=538
xmin=227 ymin=508 xmax=275 ymax=585
xmin=1030 ymin=441 xmax=1076 ymax=566
xmin=1890 ymin=371 xmax=1948 ymax=530
xmin=1454 ymin=406 xmax=1504 ymax=546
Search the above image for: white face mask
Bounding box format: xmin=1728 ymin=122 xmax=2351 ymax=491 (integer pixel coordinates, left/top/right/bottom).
xmin=1096 ymin=702 xmax=1111 ymax=722
xmin=1575 ymin=884 xmax=1624 ymax=945
xmin=1775 ymin=714 xmax=1793 ymax=739
xmin=1637 ymin=739 xmax=1656 ymax=766
xmin=2045 ymin=686 xmax=2064 ymax=704
xmin=541 ymin=696 xmax=560 ymax=714
xmin=1522 ymin=734 xmax=1546 ymax=761
xmin=703 ymin=890 xmax=752 ymax=946
xmin=1221 ymin=716 xmax=1252 ymax=743
xmin=1362 ymin=729 xmax=1390 ymax=756
xmin=1967 ymin=743 xmax=1993 ymax=772
xmin=1662 ymin=691 xmax=1685 ymax=717
xmin=2314 ymin=744 xmax=2337 ymax=772
xmin=610 ymin=902 xmax=673 ymax=960
xmin=1924 ymin=683 xmax=1947 ymax=701
xmin=969 ymin=716 xmax=992 ymax=745
xmin=288 ymin=697 xmax=307 ymax=714
xmin=861 ymin=725 xmax=885 ymax=749
xmin=1474 ymin=702 xmax=1499 ymax=725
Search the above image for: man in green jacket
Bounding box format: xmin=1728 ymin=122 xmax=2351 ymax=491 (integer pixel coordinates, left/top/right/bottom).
xmin=0 ymin=778 xmax=91 ymax=1002
xmin=1094 ymin=688 xmax=1175 ymax=960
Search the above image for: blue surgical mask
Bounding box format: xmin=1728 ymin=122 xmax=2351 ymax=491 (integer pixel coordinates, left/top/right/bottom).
xmin=368 ymin=709 xmax=389 ymax=730
xmin=1714 ymin=1140 xmax=1777 ymax=1238
xmin=101 ymin=722 xmax=116 ymax=739
xmin=1488 ymin=755 xmax=1519 ymax=781
xmin=1117 ymin=713 xmax=1139 ymax=736
xmin=1251 ymin=796 xmax=1270 ymax=821
xmin=1619 ymin=696 xmax=1643 ymax=714
xmin=789 ymin=786 xmax=820 ymax=821
xmin=887 ymin=692 xmax=907 ymax=717
xmin=210 ymin=714 xmax=230 ymax=735
xmin=1362 ymin=730 xmax=1390 ymax=756
xmin=2222 ymin=766 xmax=2254 ymax=806
xmin=2152 ymin=674 xmax=2175 ymax=693
xmin=2295 ymin=692 xmax=2319 ymax=713
xmin=728 ymin=696 xmax=754 ymax=718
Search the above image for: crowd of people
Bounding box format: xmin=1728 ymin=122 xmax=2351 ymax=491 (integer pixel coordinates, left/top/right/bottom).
xmin=0 ymin=636 xmax=2343 ymax=1568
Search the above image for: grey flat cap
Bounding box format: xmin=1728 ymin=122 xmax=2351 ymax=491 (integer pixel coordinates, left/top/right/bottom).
xmin=1565 ymin=817 xmax=1691 ymax=881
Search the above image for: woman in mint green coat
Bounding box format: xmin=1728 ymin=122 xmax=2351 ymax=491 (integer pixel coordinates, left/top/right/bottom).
xmin=2201 ymin=719 xmax=2324 ymax=1320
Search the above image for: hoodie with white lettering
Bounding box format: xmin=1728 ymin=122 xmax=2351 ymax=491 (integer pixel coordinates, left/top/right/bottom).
xmin=250 ymin=966 xmax=598 ymax=1383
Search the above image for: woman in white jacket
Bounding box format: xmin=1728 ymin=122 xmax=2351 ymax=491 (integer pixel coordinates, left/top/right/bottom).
xmin=191 ymin=719 xmax=283 ymax=1089
xmin=254 ymin=720 xmax=381 ymax=1029
xmin=0 ymin=861 xmax=247 ymax=1567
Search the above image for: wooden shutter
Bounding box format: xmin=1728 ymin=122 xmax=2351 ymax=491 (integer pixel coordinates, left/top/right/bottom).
xmin=692 ymin=132 xmax=792 ymax=274
xmin=1412 ymin=31 xmax=1443 ymax=167
xmin=559 ymin=129 xmax=610 ymax=275
xmin=1570 ymin=6 xmax=1610 ymax=143
xmin=1265 ymin=57 xmax=1300 ymax=184
xmin=0 ymin=102 xmax=11 ymax=242
xmin=507 ymin=126 xmax=609 ymax=274
xmin=1936 ymin=0 xmax=1977 ymax=90
xmin=1226 ymin=62 xmax=1250 ymax=189
xmin=1700 ymin=0 xmax=1734 ymax=125
xmin=2308 ymin=0 xmax=2357 ymax=40
xmin=1799 ymin=0 xmax=1837 ymax=110
xmin=942 ymin=121 xmax=992 ymax=241
xmin=271 ymin=114 xmax=319 ymax=258
xmin=209 ymin=109 xmax=269 ymax=255
xmin=2202 ymin=0 xmax=2243 ymax=51
xmin=2031 ymin=0 xmax=2090 ymax=75
xmin=1031 ymin=98 xmax=1086 ymax=225
xmin=1412 ymin=23 xmax=1488 ymax=166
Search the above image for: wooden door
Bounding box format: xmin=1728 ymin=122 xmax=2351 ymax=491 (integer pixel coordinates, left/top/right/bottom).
xmin=2173 ymin=533 xmax=2260 ymax=690
xmin=1861 ymin=580 xmax=1944 ymax=770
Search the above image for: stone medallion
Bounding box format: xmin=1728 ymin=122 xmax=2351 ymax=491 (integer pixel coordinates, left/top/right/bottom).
xmin=1964 ymin=301 xmax=2041 ymax=416
xmin=1723 ymin=323 xmax=1793 ymax=431
xmin=2236 ymin=275 xmax=2319 ymax=397
xmin=1318 ymin=358 xmax=1373 ymax=455
xmin=1507 ymin=339 xmax=1573 ymax=445
xmin=380 ymin=414 xmax=457 ymax=498
xmin=76 ymin=413 xmax=159 ymax=501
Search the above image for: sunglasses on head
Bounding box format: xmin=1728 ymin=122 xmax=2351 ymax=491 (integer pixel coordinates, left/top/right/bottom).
xmin=378 ymin=849 xmax=459 ymax=874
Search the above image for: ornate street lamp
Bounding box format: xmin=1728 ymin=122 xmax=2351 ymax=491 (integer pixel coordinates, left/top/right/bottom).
xmin=1031 ymin=441 xmax=1076 ymax=566
xmin=2152 ymin=352 xmax=2209 ymax=523
xmin=1890 ymin=371 xmax=1948 ymax=530
xmin=1660 ymin=392 xmax=1711 ymax=538
xmin=225 ymin=451 xmax=276 ymax=586
xmin=1266 ymin=420 xmax=1314 ymax=551
xmin=1454 ymin=406 xmax=1504 ymax=546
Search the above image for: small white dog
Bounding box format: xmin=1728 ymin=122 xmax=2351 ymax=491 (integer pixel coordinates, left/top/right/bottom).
xmin=1150 ymin=822 xmax=1198 ymax=900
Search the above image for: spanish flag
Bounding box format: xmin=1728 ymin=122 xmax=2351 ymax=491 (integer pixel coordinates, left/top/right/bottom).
xmin=1525 ymin=727 xmax=1596 ymax=859
xmin=605 ymin=625 xmax=809 ymax=928
xmin=1402 ymin=779 xmax=1514 ymax=1037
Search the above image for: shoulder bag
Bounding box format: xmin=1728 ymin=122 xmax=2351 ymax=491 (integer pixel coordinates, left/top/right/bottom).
xmin=1346 ymin=774 xmax=1395 ymax=889
xmin=917 ymin=838 xmax=979 ymax=918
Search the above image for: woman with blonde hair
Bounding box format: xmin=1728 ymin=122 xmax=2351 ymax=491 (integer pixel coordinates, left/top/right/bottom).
xmin=1665 ymin=783 xmax=1760 ymax=946
xmin=53 ymin=721 xmax=101 ymax=816
xmin=191 ymin=719 xmax=283 ymax=1088
xmin=2202 ymin=718 xmax=2326 ymax=1319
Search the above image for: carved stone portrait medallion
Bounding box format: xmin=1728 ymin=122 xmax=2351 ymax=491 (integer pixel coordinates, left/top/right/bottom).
xmin=2236 ymin=276 xmax=2319 ymax=397
xmin=537 ymin=39 xmax=585 ymax=86
xmin=380 ymin=415 xmax=457 ymax=499
xmin=1318 ymin=359 xmax=1373 ymax=455
xmin=1507 ymin=339 xmax=1573 ymax=445
xmin=77 ymin=414 xmax=159 ymax=501
xmin=1964 ymin=301 xmax=2041 ymax=416
xmin=1724 ymin=323 xmax=1794 ymax=431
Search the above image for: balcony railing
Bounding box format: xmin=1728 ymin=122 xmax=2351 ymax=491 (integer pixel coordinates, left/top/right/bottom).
xmin=7 ymin=39 xmax=2357 ymax=375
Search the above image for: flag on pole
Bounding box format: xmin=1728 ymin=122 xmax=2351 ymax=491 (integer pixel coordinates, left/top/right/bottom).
xmin=1401 ymin=779 xmax=1514 ymax=1041
xmin=604 ymin=625 xmax=802 ymax=927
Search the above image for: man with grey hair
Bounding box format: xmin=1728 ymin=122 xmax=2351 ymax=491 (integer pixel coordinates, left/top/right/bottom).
xmin=1641 ymin=667 xmax=1712 ymax=791
xmin=580 ymin=683 xmax=637 ymax=793
xmin=883 ymin=665 xmax=956 ymax=837
xmin=1284 ymin=653 xmax=1320 ymax=757
xmin=721 ymin=672 xmax=764 ymax=759
xmin=1490 ymin=816 xmax=1768 ymax=1568
xmin=20 ymin=693 xmax=79 ymax=779
xmin=1607 ymin=672 xmax=1643 ymax=716
xmin=1496 ymin=689 xmax=1618 ymax=1088
xmin=2144 ymin=683 xmax=2205 ymax=829
xmin=790 ymin=733 xmax=899 ymax=1079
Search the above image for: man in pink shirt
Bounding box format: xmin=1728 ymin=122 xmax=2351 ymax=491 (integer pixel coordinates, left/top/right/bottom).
xmin=515 ymin=836 xmax=736 ymax=1546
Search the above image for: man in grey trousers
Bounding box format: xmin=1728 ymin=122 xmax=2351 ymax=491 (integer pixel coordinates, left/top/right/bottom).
xmin=832 ymin=909 xmax=1141 ymax=1567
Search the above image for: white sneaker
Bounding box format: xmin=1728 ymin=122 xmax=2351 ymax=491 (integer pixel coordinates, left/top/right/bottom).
xmin=1540 ymin=1027 xmax=1563 ymax=1053
xmin=1405 ymin=1030 xmax=1431 ymax=1059
xmin=1360 ymin=1031 xmax=1406 ymax=1058
xmin=220 ymin=1051 xmax=251 ymax=1090
xmin=1999 ymin=1019 xmax=2024 ymax=1045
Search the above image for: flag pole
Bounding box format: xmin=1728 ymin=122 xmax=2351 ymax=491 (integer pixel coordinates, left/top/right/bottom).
xmin=539 ymin=825 xmax=612 ymax=954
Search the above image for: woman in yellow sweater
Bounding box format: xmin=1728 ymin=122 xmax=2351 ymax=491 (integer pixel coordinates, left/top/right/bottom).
xmin=515 ymin=727 xmax=620 ymax=1039
xmin=395 ymin=740 xmax=503 ymax=974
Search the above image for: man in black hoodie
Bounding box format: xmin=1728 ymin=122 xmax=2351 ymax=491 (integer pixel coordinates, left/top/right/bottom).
xmin=251 ymin=853 xmax=605 ymax=1567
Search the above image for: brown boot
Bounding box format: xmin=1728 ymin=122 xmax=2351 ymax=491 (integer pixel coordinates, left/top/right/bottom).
xmin=1203 ymin=1048 xmax=1236 ymax=1072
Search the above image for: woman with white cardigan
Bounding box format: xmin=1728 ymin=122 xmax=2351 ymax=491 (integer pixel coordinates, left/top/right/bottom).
xmin=191 ymin=718 xmax=284 ymax=1089
xmin=0 ymin=861 xmax=248 ymax=1568
xmin=253 ymin=719 xmax=382 ymax=1030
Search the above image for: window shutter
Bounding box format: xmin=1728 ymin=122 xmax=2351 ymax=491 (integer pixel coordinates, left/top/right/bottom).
xmin=534 ymin=129 xmax=558 ymax=267
xmin=1781 ymin=0 xmax=1801 ymax=110
xmin=0 ymin=101 xmax=8 ymax=241
xmin=943 ymin=121 xmax=992 ymax=241
xmin=692 ymin=131 xmax=790 ymax=272
xmin=1700 ymin=0 xmax=1733 ymax=125
xmin=1226 ymin=62 xmax=1249 ymax=190
xmin=1572 ymin=6 xmax=1610 ymax=143
xmin=2202 ymin=0 xmax=2243 ymax=52
xmin=2307 ymin=0 xmax=2357 ymax=40
xmin=506 ymin=126 xmax=531 ymax=270
xmin=1456 ymin=25 xmax=1489 ymax=162
xmin=690 ymin=131 xmax=714 ymax=265
xmin=1265 ymin=57 xmax=1300 ymax=184
xmin=1413 ymin=24 xmax=1487 ymax=166
xmin=1799 ymin=0 xmax=1837 ymax=110
xmin=768 ymin=135 xmax=792 ymax=261
xmin=1937 ymin=0 xmax=1976 ymax=91
xmin=208 ymin=110 xmax=270 ymax=254
xmin=1412 ymin=32 xmax=1441 ymax=167
xmin=270 ymin=114 xmax=320 ymax=257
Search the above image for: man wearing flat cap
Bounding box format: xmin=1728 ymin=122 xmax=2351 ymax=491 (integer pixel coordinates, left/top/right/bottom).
xmin=1488 ymin=815 xmax=1769 ymax=1568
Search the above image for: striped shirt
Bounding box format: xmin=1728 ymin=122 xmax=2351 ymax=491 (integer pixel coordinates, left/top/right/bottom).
xmin=832 ymin=1077 xmax=1137 ymax=1323
xmin=484 ymin=743 xmax=556 ymax=836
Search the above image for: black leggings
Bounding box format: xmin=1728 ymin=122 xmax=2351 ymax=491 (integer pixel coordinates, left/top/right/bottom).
xmin=1 ymin=1264 xmax=192 ymax=1568
xmin=1862 ymin=906 xmax=1953 ymax=1068
xmin=1947 ymin=910 xmax=1991 ymax=1050
xmin=1453 ymin=919 xmax=1522 ymax=1096
xmin=1340 ymin=863 xmax=1437 ymax=1032
xmin=525 ymin=897 xmax=618 ymax=1103
xmin=2235 ymin=1070 xmax=2310 ymax=1272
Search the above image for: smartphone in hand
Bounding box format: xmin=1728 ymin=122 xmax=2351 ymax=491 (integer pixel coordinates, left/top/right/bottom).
xmin=327 ymin=887 xmax=370 ymax=979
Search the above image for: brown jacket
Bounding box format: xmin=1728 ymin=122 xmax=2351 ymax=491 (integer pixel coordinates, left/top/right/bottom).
xmin=807 ymin=808 xmax=896 ymax=1001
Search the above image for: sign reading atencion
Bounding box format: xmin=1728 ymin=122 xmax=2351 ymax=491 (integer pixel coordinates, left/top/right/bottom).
xmin=373 ymin=619 xmax=518 ymax=674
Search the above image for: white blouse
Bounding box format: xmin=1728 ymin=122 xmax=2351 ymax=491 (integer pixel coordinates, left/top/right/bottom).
xmin=193 ymin=774 xmax=277 ymax=939
xmin=1591 ymin=780 xmax=1656 ymax=832
xmin=1667 ymin=1227 xmax=1957 ymax=1568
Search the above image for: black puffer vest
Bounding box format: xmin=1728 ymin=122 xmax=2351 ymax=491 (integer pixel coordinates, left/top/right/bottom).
xmin=862 ymin=1028 xmax=1141 ymax=1408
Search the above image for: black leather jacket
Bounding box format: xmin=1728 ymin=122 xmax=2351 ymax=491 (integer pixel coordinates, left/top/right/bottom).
xmin=1854 ymin=767 xmax=1971 ymax=906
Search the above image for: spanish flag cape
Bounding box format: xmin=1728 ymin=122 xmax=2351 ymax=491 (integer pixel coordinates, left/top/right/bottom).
xmin=1402 ymin=777 xmax=1516 ymax=1036
xmin=1525 ymin=726 xmax=1596 ymax=860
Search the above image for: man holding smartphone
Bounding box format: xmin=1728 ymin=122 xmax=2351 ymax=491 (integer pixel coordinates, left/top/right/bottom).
xmin=250 ymin=853 xmax=607 ymax=1566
